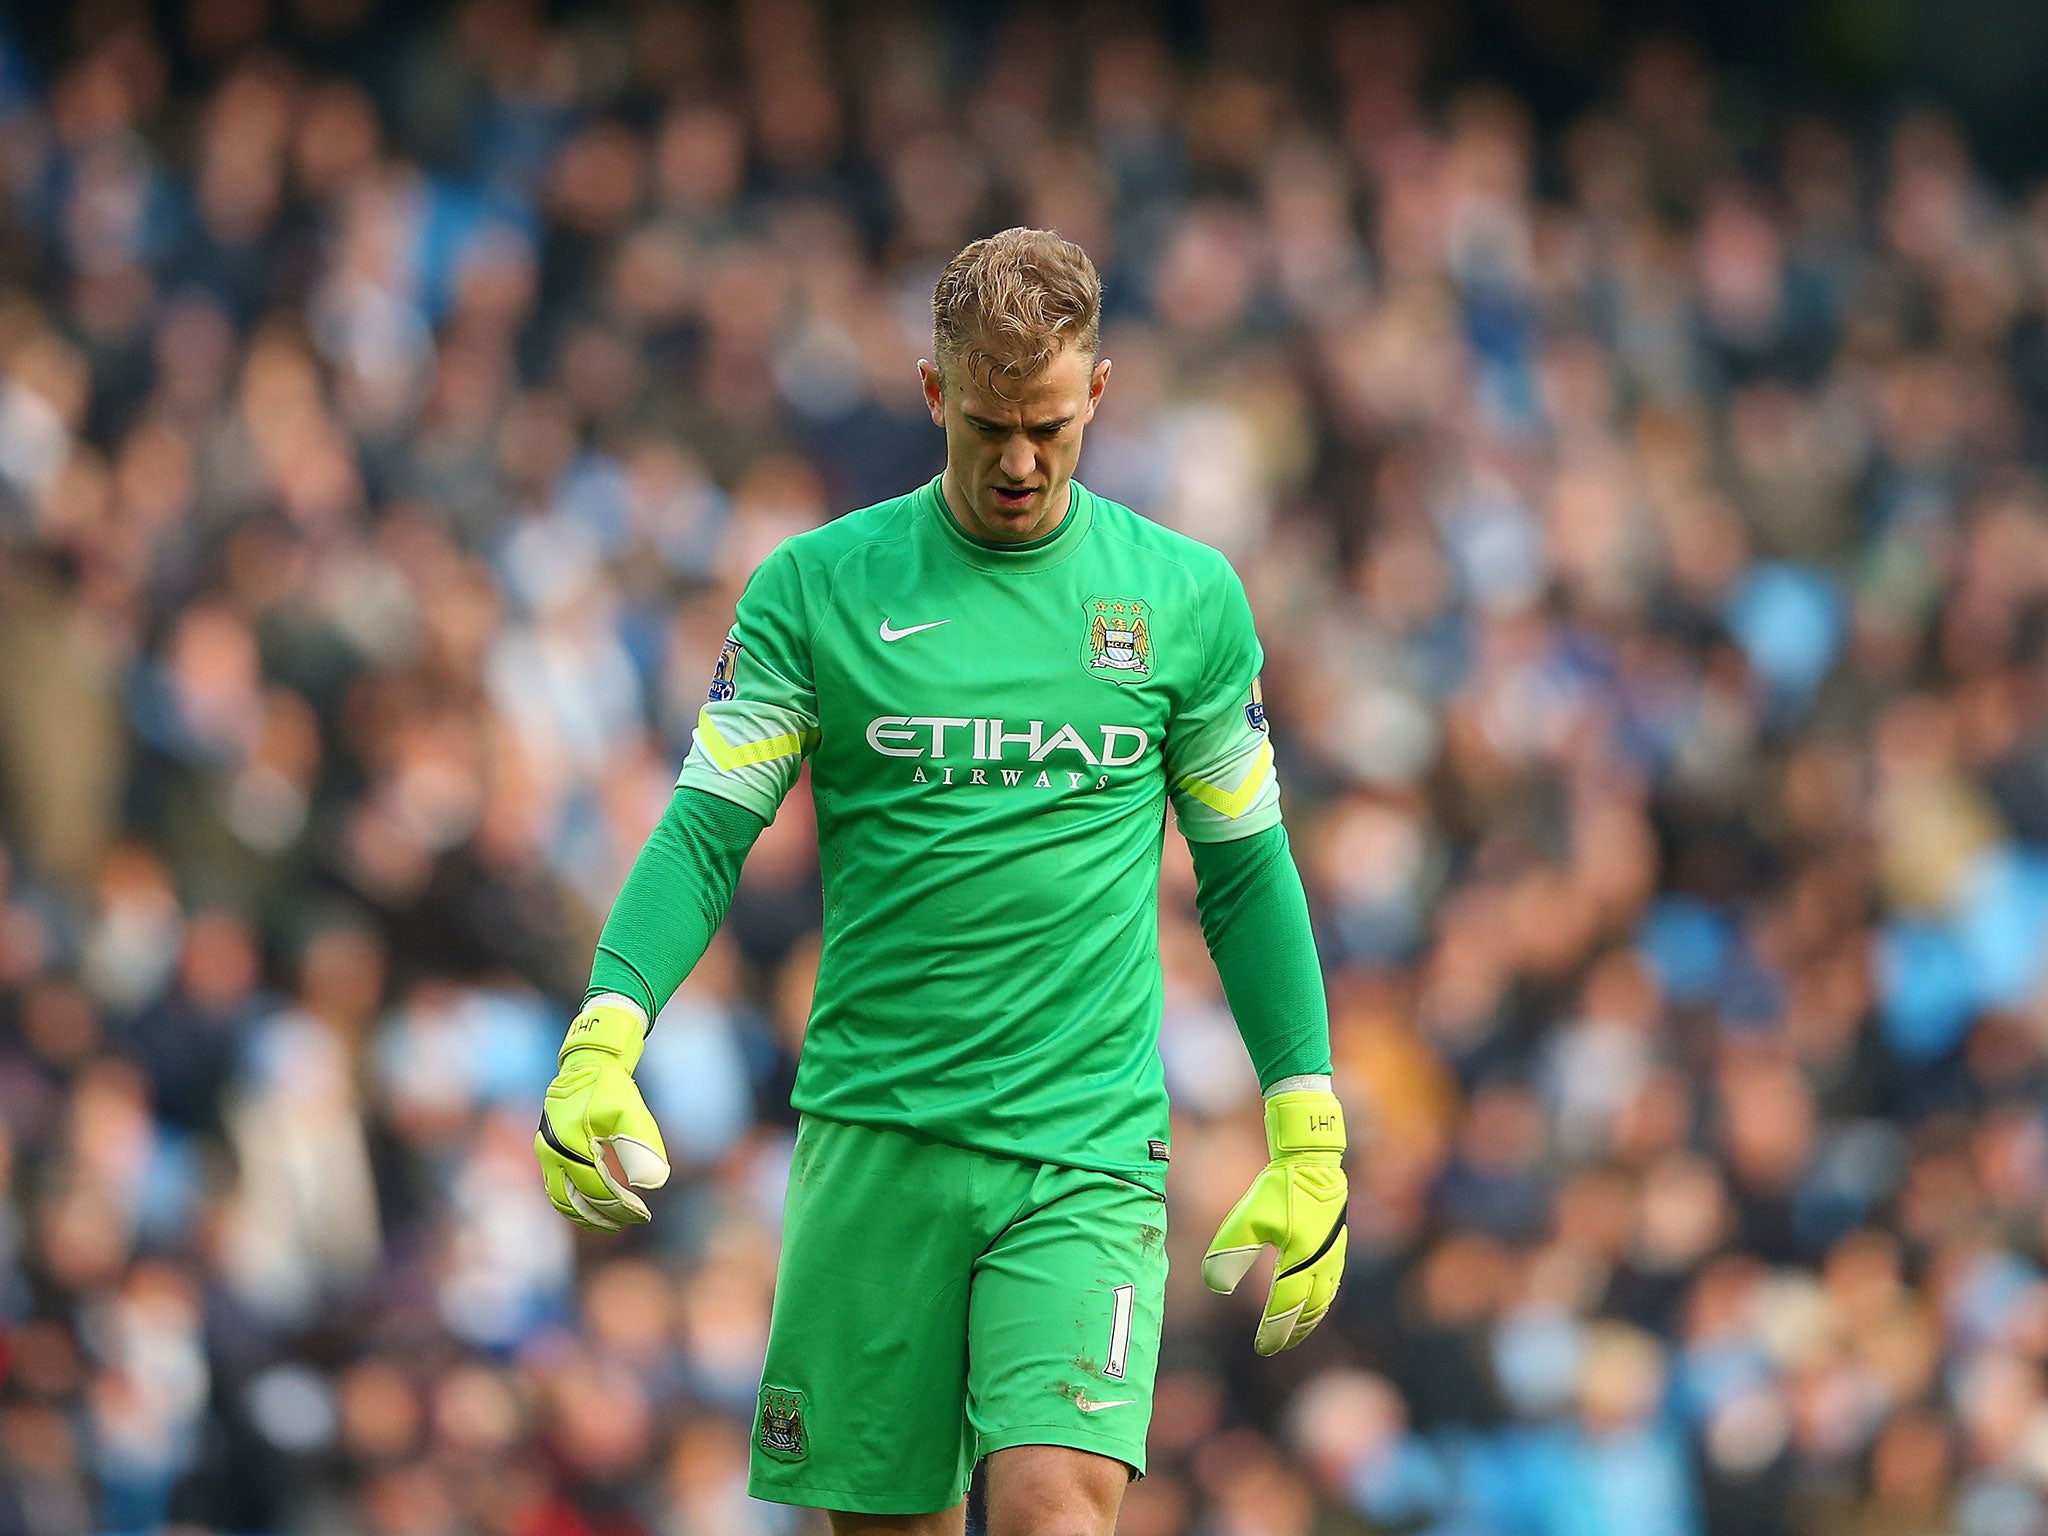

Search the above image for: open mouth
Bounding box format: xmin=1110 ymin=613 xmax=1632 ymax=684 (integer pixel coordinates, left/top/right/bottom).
xmin=990 ymin=485 xmax=1036 ymax=510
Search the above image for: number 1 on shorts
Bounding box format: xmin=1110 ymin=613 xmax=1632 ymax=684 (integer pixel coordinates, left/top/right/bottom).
xmin=1104 ymin=1284 xmax=1135 ymax=1380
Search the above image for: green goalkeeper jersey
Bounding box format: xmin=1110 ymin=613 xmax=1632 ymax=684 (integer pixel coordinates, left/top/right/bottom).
xmin=679 ymin=476 xmax=1281 ymax=1190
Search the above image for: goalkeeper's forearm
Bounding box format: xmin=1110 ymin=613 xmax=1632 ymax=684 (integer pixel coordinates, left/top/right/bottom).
xmin=585 ymin=785 xmax=767 ymax=1019
xmin=1188 ymin=823 xmax=1333 ymax=1091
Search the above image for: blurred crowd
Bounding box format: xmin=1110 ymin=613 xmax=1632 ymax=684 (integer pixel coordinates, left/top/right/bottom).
xmin=7 ymin=1 xmax=2048 ymax=1533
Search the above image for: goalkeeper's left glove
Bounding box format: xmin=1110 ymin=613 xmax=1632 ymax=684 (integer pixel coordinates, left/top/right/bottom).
xmin=535 ymin=997 xmax=671 ymax=1231
xmin=1202 ymin=1087 xmax=1348 ymax=1355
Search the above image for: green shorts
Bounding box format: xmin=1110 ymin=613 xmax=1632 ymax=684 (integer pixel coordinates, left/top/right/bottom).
xmin=747 ymin=1114 xmax=1168 ymax=1515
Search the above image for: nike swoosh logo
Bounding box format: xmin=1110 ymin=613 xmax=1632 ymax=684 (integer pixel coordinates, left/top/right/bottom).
xmin=1074 ymin=1395 xmax=1135 ymax=1414
xmin=879 ymin=618 xmax=951 ymax=642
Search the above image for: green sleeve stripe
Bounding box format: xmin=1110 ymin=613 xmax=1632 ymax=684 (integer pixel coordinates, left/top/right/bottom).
xmin=1176 ymin=740 xmax=1274 ymax=820
xmin=696 ymin=709 xmax=818 ymax=771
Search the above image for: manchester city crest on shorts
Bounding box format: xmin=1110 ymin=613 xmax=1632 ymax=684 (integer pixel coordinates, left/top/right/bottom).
xmin=757 ymin=1384 xmax=809 ymax=1461
xmin=1084 ymin=597 xmax=1152 ymax=684
xmin=708 ymin=633 xmax=741 ymax=701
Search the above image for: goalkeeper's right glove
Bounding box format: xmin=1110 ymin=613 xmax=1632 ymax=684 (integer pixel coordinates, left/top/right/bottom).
xmin=535 ymin=997 xmax=671 ymax=1231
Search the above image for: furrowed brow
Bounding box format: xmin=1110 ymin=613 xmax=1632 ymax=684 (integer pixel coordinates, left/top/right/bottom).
xmin=963 ymin=411 xmax=1073 ymax=433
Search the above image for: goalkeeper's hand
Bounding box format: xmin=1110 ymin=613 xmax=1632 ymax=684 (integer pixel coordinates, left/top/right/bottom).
xmin=535 ymin=997 xmax=671 ymax=1231
xmin=1202 ymin=1087 xmax=1348 ymax=1355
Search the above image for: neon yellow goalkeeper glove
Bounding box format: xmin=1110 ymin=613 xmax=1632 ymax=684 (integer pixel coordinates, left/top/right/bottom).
xmin=535 ymin=998 xmax=671 ymax=1231
xmin=1202 ymin=1088 xmax=1348 ymax=1354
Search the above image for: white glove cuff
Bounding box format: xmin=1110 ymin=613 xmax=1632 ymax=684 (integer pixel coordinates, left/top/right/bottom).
xmin=1264 ymin=1073 xmax=1332 ymax=1098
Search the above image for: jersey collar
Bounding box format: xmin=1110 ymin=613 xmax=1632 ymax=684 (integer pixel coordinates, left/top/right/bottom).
xmin=922 ymin=474 xmax=1095 ymax=573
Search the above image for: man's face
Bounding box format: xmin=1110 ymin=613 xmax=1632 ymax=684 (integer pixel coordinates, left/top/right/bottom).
xmin=920 ymin=344 xmax=1111 ymax=543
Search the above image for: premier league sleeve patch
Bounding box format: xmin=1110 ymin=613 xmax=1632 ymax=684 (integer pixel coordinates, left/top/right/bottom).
xmin=708 ymin=632 xmax=741 ymax=701
xmin=1246 ymin=677 xmax=1268 ymax=733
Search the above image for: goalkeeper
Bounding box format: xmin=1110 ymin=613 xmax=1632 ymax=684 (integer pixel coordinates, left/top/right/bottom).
xmin=536 ymin=229 xmax=1346 ymax=1535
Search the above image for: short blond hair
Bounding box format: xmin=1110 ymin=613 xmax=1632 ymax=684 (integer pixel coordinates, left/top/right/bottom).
xmin=931 ymin=228 xmax=1101 ymax=396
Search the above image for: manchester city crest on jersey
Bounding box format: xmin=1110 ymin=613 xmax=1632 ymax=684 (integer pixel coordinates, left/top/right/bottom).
xmin=708 ymin=632 xmax=741 ymax=701
xmin=757 ymin=1385 xmax=809 ymax=1461
xmin=1084 ymin=597 xmax=1153 ymax=684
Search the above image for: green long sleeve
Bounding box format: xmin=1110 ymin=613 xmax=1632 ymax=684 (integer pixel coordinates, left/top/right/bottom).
xmin=1188 ymin=824 xmax=1333 ymax=1089
xmin=585 ymin=786 xmax=767 ymax=1019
